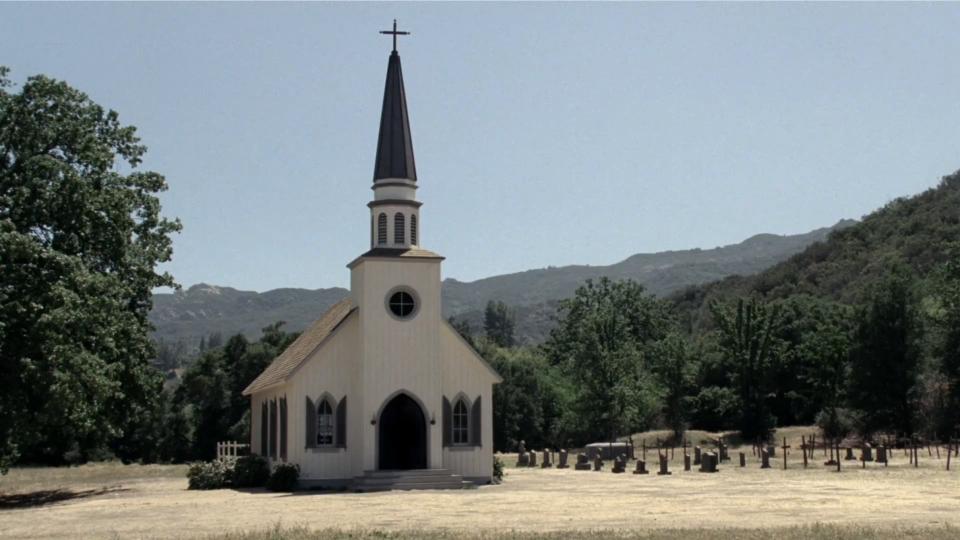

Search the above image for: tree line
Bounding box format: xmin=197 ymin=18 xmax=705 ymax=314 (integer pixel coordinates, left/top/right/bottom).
xmin=474 ymin=266 xmax=960 ymax=452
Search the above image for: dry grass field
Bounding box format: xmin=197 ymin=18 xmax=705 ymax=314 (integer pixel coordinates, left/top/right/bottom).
xmin=1 ymin=435 xmax=958 ymax=540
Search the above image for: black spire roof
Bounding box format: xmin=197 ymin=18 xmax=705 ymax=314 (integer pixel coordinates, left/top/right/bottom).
xmin=373 ymin=51 xmax=417 ymax=182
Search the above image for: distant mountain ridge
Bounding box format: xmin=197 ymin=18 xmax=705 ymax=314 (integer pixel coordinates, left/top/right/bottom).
xmin=150 ymin=221 xmax=853 ymax=346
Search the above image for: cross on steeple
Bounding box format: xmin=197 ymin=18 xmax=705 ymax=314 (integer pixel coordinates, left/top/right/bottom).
xmin=380 ymin=19 xmax=410 ymax=53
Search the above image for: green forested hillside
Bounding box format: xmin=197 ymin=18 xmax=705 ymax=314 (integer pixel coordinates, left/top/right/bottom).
xmin=673 ymin=171 xmax=960 ymax=333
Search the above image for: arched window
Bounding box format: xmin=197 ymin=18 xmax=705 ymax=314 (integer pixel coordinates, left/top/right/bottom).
xmin=377 ymin=213 xmax=387 ymax=245
xmin=394 ymin=213 xmax=405 ymax=245
xmin=317 ymin=399 xmax=334 ymax=446
xmin=453 ymin=398 xmax=469 ymax=445
xmin=410 ymin=214 xmax=417 ymax=245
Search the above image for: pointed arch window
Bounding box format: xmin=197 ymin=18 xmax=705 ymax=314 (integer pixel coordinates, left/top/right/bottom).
xmin=377 ymin=213 xmax=387 ymax=245
xmin=453 ymin=398 xmax=469 ymax=445
xmin=394 ymin=213 xmax=405 ymax=245
xmin=410 ymin=214 xmax=417 ymax=245
xmin=317 ymin=399 xmax=334 ymax=446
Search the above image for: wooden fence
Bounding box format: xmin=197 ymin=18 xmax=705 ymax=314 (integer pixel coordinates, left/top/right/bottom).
xmin=216 ymin=440 xmax=250 ymax=461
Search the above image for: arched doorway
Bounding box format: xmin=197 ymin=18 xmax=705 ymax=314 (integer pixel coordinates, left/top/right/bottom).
xmin=378 ymin=393 xmax=427 ymax=470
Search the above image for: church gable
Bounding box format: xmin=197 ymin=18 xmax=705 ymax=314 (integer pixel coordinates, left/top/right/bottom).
xmin=242 ymin=299 xmax=356 ymax=396
xmin=441 ymin=321 xmax=503 ymax=384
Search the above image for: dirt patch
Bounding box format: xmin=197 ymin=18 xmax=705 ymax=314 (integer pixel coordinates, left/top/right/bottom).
xmin=1 ymin=457 xmax=958 ymax=539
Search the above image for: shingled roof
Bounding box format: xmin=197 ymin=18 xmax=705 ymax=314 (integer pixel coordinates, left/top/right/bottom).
xmin=347 ymin=247 xmax=444 ymax=268
xmin=242 ymin=299 xmax=356 ymax=395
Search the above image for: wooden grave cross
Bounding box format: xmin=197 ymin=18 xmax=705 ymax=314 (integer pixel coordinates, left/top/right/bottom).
xmin=781 ymin=437 xmax=791 ymax=470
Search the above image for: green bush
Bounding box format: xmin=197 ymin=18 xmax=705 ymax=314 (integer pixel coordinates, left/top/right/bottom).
xmin=266 ymin=462 xmax=300 ymax=492
xmin=232 ymin=455 xmax=270 ymax=488
xmin=187 ymin=460 xmax=233 ymax=490
xmin=816 ymin=407 xmax=858 ymax=441
xmin=492 ymin=455 xmax=504 ymax=484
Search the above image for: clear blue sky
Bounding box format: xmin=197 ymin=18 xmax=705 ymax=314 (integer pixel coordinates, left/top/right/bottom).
xmin=3 ymin=3 xmax=959 ymax=292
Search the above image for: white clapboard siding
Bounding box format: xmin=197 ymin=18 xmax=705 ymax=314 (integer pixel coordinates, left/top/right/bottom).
xmin=440 ymin=323 xmax=495 ymax=479
xmin=353 ymin=258 xmax=446 ymax=472
xmin=287 ymin=312 xmax=358 ymax=480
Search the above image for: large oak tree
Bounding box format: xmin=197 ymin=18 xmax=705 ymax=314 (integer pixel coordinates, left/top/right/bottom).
xmin=0 ymin=68 xmax=180 ymax=469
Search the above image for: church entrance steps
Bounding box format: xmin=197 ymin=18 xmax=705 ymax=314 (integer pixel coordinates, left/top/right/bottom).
xmin=352 ymin=469 xmax=473 ymax=491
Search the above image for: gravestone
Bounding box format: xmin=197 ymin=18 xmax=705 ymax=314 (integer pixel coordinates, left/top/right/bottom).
xmin=541 ymin=449 xmax=553 ymax=468
xmin=739 ymin=452 xmax=746 ymax=467
xmin=593 ymin=456 xmax=604 ymax=471
xmin=657 ymin=454 xmax=672 ymax=475
xmin=557 ymin=449 xmax=570 ymax=469
xmin=633 ymin=459 xmax=649 ymax=475
xmin=767 ymin=444 xmax=776 ymax=458
xmin=529 ymin=451 xmax=537 ymax=467
xmin=718 ymin=439 xmax=730 ymax=462
xmin=684 ymin=453 xmax=691 ymax=471
xmin=862 ymin=444 xmax=874 ymax=462
xmin=877 ymin=445 xmax=887 ymax=465
xmin=699 ymin=452 xmax=719 ymax=473
xmin=575 ymin=452 xmax=591 ymax=471
xmin=612 ymin=454 xmax=627 ymax=474
xmin=760 ymin=449 xmax=771 ymax=469
xmin=694 ymin=446 xmax=702 ymax=466
xmin=518 ymin=441 xmax=528 ymax=466
xmin=844 ymin=447 xmax=856 ymax=461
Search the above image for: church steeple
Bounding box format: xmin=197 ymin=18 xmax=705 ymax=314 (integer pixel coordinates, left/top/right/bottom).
xmin=373 ymin=21 xmax=416 ymax=182
xmin=368 ymin=21 xmax=422 ymax=251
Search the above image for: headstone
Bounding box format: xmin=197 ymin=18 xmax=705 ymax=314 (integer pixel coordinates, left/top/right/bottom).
xmin=517 ymin=440 xmax=528 ymax=466
xmin=877 ymin=445 xmax=887 ymax=465
xmin=767 ymin=444 xmax=776 ymax=458
xmin=862 ymin=444 xmax=874 ymax=462
xmin=557 ymin=449 xmax=570 ymax=469
xmin=739 ymin=452 xmax=746 ymax=467
xmin=529 ymin=451 xmax=537 ymax=467
xmin=844 ymin=447 xmax=856 ymax=461
xmin=718 ymin=439 xmax=730 ymax=462
xmin=612 ymin=454 xmax=626 ymax=473
xmin=574 ymin=452 xmax=591 ymax=471
xmin=633 ymin=459 xmax=649 ymax=475
xmin=684 ymin=453 xmax=691 ymax=471
xmin=694 ymin=446 xmax=702 ymax=465
xmin=760 ymin=449 xmax=771 ymax=469
xmin=657 ymin=453 xmax=672 ymax=475
xmin=593 ymin=456 xmax=603 ymax=471
xmin=699 ymin=451 xmax=718 ymax=473
xmin=541 ymin=449 xmax=553 ymax=468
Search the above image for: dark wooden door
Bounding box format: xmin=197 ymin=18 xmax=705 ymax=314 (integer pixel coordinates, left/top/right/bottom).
xmin=378 ymin=393 xmax=427 ymax=470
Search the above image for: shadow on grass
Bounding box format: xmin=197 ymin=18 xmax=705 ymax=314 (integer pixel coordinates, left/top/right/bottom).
xmin=0 ymin=485 xmax=129 ymax=509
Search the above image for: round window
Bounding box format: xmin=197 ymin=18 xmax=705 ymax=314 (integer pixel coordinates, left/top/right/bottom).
xmin=387 ymin=290 xmax=417 ymax=319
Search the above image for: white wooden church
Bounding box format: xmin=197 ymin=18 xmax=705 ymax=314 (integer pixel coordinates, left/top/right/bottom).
xmin=242 ymin=24 xmax=501 ymax=490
